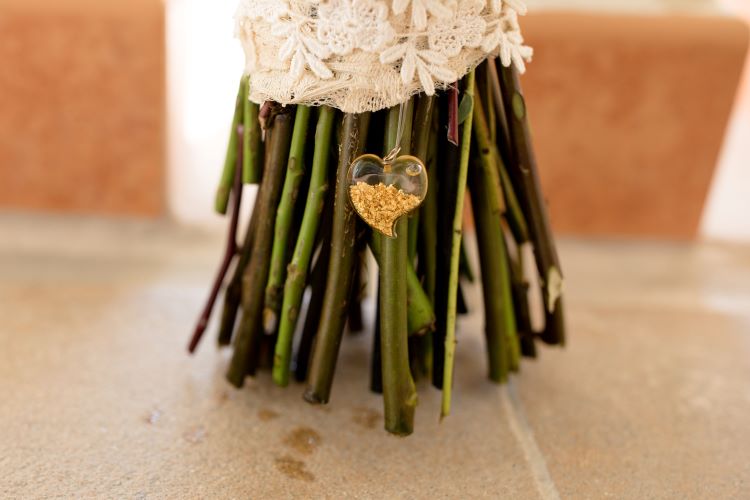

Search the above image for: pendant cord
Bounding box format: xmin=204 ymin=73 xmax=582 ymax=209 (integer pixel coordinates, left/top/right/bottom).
xmin=383 ymin=102 xmax=406 ymax=164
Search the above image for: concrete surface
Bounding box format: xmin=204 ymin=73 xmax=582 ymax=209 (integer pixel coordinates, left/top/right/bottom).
xmin=1 ymin=215 xmax=749 ymax=498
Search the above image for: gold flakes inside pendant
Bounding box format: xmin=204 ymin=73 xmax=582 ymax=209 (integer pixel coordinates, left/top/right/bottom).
xmin=349 ymin=182 xmax=421 ymax=237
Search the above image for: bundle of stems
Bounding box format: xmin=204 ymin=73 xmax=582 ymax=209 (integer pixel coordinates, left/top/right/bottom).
xmin=189 ymin=59 xmax=565 ymax=436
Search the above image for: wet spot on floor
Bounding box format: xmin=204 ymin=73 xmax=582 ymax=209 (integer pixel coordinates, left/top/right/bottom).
xmin=352 ymin=407 xmax=381 ymax=429
xmin=183 ymin=425 xmax=206 ymax=444
xmin=258 ymin=408 xmax=279 ymax=421
xmin=274 ymin=455 xmax=314 ymax=482
xmin=143 ymin=408 xmax=162 ymax=425
xmin=283 ymin=426 xmax=321 ymax=455
xmin=215 ymin=390 xmax=233 ymax=406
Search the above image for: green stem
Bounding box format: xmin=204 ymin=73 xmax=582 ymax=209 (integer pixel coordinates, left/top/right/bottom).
xmin=496 ymin=62 xmax=565 ymax=346
xmin=381 ymin=218 xmax=416 ymax=433
xmin=226 ymin=106 xmax=293 ymax=387
xmin=511 ymin=241 xmax=538 ymax=359
xmin=409 ymin=95 xmax=433 ymax=262
xmin=520 ymin=333 xmax=538 ymax=358
xmin=479 ymin=62 xmax=497 ymax=145
xmin=264 ymin=106 xmax=311 ymax=334
xmin=348 ymin=239 xmax=368 ymax=333
xmin=506 ymin=243 xmax=533 ymax=337
xmin=482 ymin=64 xmax=530 ymax=245
xmin=407 ymin=212 xmax=419 ymax=262
xmin=380 ymin=103 xmax=418 ymax=435
xmin=441 ymin=71 xmax=475 ymax=418
xmin=217 ymin=187 xmax=261 ymax=346
xmin=544 ymin=297 xmax=566 ymax=347
xmin=488 ymin=58 xmax=513 ymax=169
xmin=416 ymin=109 xmax=438 ymax=381
xmin=215 ymin=76 xmax=247 ymax=214
xmin=498 ymin=163 xmax=530 ymax=244
xmin=369 ymin=236 xmax=435 ymax=337
xmin=419 ymin=108 xmax=439 ymax=304
xmin=294 ymin=213 xmax=333 ymax=383
xmin=304 ymin=112 xmax=370 ymax=404
xmin=272 ymin=106 xmax=335 ymax=387
xmin=242 ymin=81 xmax=262 ymax=184
xmin=470 ymin=89 xmax=520 ymax=383
xmin=459 ymin=239 xmax=476 ymax=282
xmin=370 ymin=293 xmax=382 ymax=394
xmin=432 ymin=94 xmax=460 ymax=390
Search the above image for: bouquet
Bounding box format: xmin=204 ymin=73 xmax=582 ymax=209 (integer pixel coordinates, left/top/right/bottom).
xmin=189 ymin=0 xmax=564 ymax=436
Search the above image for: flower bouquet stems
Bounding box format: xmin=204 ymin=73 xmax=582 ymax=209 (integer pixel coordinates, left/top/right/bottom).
xmin=189 ymin=59 xmax=565 ymax=436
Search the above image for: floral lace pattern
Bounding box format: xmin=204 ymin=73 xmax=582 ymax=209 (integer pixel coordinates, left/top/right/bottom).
xmin=235 ymin=0 xmax=532 ymax=113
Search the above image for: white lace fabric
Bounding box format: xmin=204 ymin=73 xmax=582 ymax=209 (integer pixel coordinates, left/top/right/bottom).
xmin=235 ymin=0 xmax=532 ymax=113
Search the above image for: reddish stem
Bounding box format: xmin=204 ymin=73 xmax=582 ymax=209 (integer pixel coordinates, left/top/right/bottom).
xmin=188 ymin=126 xmax=244 ymax=353
xmin=447 ymin=84 xmax=459 ymax=146
xmin=258 ymin=101 xmax=273 ymax=134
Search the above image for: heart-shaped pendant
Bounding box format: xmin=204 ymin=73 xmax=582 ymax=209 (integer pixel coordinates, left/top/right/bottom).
xmin=347 ymin=154 xmax=428 ymax=238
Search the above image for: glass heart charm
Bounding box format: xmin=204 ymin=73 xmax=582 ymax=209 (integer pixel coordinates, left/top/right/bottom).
xmin=347 ymin=154 xmax=428 ymax=238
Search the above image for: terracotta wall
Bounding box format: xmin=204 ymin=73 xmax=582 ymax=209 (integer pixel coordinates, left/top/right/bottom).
xmin=0 ymin=0 xmax=165 ymax=216
xmin=522 ymin=12 xmax=748 ymax=238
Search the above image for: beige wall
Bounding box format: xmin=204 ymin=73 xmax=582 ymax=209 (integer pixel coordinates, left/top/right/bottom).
xmin=529 ymin=0 xmax=718 ymax=12
xmin=701 ymin=0 xmax=750 ymax=242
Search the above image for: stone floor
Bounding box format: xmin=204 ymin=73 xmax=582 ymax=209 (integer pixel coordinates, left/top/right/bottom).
xmin=1 ymin=214 xmax=749 ymax=499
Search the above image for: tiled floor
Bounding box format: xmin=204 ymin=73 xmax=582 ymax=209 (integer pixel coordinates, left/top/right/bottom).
xmin=1 ymin=215 xmax=749 ymax=498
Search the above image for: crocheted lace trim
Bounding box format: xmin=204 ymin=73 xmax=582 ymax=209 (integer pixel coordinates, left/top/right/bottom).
xmin=235 ymin=0 xmax=532 ymax=113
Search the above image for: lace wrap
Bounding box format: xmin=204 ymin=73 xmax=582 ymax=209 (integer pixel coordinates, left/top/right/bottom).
xmin=235 ymin=0 xmax=532 ymax=113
